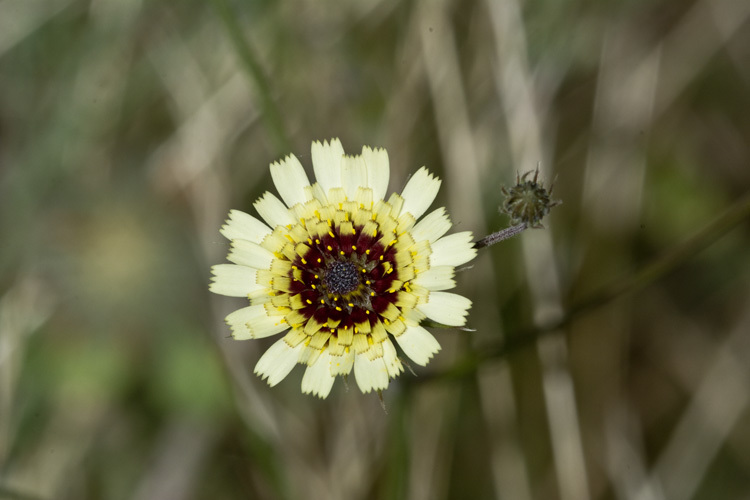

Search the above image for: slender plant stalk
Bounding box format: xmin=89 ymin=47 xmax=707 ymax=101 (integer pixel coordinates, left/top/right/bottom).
xmin=474 ymin=223 xmax=528 ymax=248
xmin=209 ymin=0 xmax=292 ymax=154
xmin=420 ymin=190 xmax=750 ymax=382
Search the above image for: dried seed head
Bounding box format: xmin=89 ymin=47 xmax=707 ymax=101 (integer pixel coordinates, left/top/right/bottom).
xmin=500 ymin=169 xmax=560 ymax=228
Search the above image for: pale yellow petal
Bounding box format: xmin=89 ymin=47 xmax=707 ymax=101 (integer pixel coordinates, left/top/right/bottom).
xmin=395 ymin=325 xmax=441 ymax=366
xmin=227 ymin=239 xmax=274 ymax=270
xmin=410 ymin=207 xmax=451 ymax=243
xmin=301 ymin=351 xmax=336 ymax=398
xmin=430 ymin=232 xmax=477 ymax=267
xmin=254 ymin=338 xmax=302 ymax=386
xmin=330 ymin=349 xmax=355 ymax=376
xmin=220 ymin=209 xmax=272 ymax=243
xmin=209 ymin=264 xmax=264 ymax=297
xmin=413 ymin=266 xmax=456 ymax=291
xmin=400 ymin=167 xmax=441 ymax=219
xmin=340 ymin=154 xmax=367 ymax=200
xmin=253 ymin=192 xmax=295 ymax=228
xmin=311 ymin=138 xmax=345 ymax=194
xmin=225 ymin=305 xmax=288 ymax=339
xmin=361 ymin=145 xmax=389 ymax=201
xmin=417 ymin=291 xmax=472 ymax=327
xmin=270 ymin=153 xmax=310 ymax=207
xmin=382 ymin=338 xmax=404 ymax=377
xmin=353 ymin=354 xmax=389 ymax=394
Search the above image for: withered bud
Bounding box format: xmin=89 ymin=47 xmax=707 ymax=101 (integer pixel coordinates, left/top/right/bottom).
xmin=500 ymin=169 xmax=561 ymax=228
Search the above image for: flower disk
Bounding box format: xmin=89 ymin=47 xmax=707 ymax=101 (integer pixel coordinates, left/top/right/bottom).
xmin=210 ymin=139 xmax=477 ymax=398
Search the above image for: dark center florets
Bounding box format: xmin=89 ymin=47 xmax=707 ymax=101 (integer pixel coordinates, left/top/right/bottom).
xmin=280 ymin=212 xmax=403 ymax=335
xmin=322 ymin=260 xmax=360 ymax=295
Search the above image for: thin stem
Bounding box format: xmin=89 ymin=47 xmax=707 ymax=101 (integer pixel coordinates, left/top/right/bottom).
xmin=209 ymin=0 xmax=292 ymax=154
xmin=474 ymin=222 xmax=528 ymax=249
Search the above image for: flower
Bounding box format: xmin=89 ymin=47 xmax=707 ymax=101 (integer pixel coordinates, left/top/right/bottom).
xmin=210 ymin=139 xmax=476 ymax=398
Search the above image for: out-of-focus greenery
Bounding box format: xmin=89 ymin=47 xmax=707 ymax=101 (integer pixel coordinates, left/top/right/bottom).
xmin=2 ymin=0 xmax=750 ymax=499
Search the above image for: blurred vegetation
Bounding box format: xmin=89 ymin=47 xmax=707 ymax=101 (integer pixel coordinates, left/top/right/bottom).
xmin=1 ymin=0 xmax=750 ymax=499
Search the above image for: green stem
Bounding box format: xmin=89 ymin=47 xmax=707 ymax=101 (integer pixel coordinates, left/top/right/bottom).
xmin=209 ymin=0 xmax=292 ymax=154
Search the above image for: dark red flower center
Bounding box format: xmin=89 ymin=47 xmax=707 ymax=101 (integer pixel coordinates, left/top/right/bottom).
xmin=286 ymin=220 xmax=403 ymax=334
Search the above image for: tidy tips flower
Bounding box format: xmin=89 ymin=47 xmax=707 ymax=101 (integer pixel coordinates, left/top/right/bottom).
xmin=210 ymin=139 xmax=476 ymax=398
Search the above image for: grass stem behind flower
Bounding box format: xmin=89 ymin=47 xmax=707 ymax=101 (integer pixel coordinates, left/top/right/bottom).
xmin=209 ymin=0 xmax=292 ymax=154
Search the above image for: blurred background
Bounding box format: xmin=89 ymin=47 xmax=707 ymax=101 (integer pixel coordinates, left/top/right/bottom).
xmin=2 ymin=0 xmax=750 ymax=498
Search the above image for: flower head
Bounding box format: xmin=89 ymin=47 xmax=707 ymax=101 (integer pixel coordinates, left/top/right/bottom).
xmin=501 ymin=169 xmax=560 ymax=228
xmin=210 ymin=139 xmax=476 ymax=398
